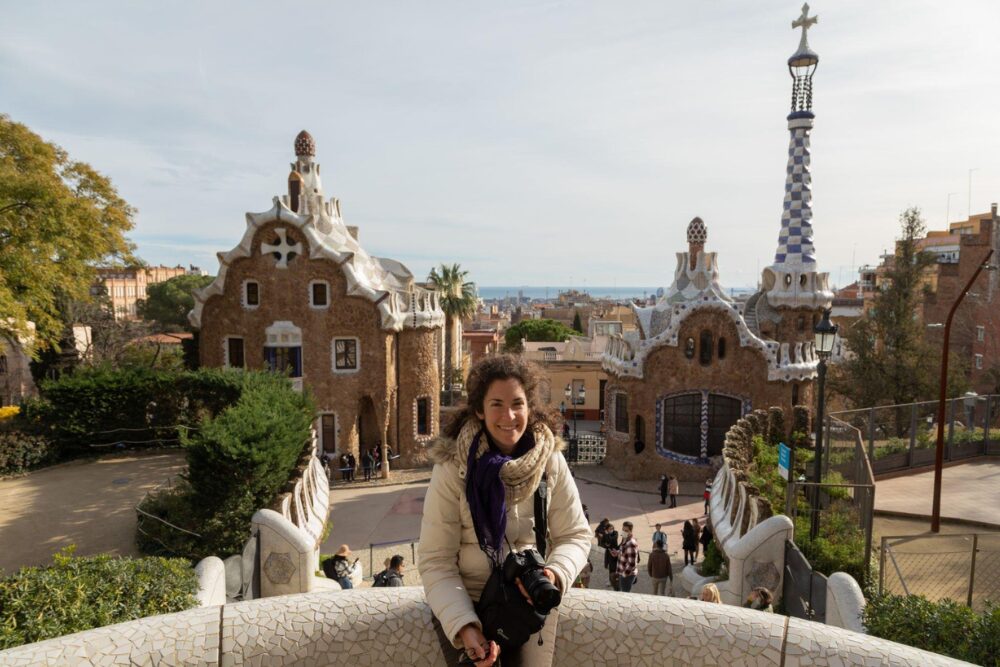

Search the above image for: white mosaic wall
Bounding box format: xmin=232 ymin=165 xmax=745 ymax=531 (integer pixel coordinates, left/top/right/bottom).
xmin=0 ymin=588 xmax=974 ymax=666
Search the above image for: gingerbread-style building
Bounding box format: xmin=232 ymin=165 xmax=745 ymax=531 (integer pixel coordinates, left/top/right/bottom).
xmin=189 ymin=132 xmax=445 ymax=469
xmin=602 ymin=8 xmax=833 ymax=480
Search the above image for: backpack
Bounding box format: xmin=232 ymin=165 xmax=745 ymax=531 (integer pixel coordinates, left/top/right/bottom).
xmin=372 ymin=569 xmax=392 ymax=587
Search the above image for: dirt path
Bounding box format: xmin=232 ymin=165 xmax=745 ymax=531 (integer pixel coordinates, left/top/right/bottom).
xmin=0 ymin=450 xmax=186 ymax=574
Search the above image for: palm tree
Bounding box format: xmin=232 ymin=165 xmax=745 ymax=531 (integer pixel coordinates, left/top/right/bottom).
xmin=428 ymin=263 xmax=477 ymax=388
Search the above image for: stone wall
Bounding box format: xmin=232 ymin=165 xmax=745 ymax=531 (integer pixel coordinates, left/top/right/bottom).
xmin=0 ymin=588 xmax=971 ymax=666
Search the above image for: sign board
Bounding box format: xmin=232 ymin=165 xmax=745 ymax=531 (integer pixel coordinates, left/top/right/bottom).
xmin=778 ymin=442 xmax=791 ymax=481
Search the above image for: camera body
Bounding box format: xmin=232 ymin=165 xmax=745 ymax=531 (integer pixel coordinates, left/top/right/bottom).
xmin=502 ymin=548 xmax=561 ymax=614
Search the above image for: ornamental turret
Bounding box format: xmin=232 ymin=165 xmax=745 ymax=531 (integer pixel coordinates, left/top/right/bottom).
xmin=288 ymin=130 xmax=324 ymax=214
xmin=760 ymin=3 xmax=833 ymax=309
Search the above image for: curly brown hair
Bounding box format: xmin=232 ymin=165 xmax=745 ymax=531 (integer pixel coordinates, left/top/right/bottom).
xmin=443 ymin=354 xmax=560 ymax=439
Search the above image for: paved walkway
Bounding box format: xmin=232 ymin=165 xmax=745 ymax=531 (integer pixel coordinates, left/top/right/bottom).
xmin=875 ymin=458 xmax=1000 ymax=527
xmin=0 ymin=450 xmax=186 ymax=573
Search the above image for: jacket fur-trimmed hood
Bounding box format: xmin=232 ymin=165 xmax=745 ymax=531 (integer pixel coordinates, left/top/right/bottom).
xmin=426 ymin=418 xmax=566 ymax=465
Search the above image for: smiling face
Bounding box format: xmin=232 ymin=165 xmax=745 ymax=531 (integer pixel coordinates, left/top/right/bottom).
xmin=476 ymin=377 xmax=529 ymax=454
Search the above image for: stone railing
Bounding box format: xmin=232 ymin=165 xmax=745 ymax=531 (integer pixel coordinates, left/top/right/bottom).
xmin=0 ymin=588 xmax=971 ymax=666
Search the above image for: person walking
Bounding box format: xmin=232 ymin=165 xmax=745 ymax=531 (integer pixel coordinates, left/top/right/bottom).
xmin=362 ymin=448 xmax=374 ymax=482
xmin=651 ymin=523 xmax=667 ymax=551
xmin=647 ymin=539 xmax=673 ymax=596
xmin=699 ymin=522 xmax=714 ymax=557
xmin=668 ymin=475 xmax=680 ymax=508
xmin=373 ymin=554 xmax=406 ymax=587
xmin=682 ymin=519 xmax=697 ymax=566
xmin=658 ymin=474 xmax=668 ymax=505
xmin=704 ymin=477 xmax=713 ymax=515
xmin=613 ymin=521 xmax=639 ymax=593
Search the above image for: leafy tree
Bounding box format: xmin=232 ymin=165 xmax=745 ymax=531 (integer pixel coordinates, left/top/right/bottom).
xmin=830 ymin=208 xmax=968 ymax=424
xmin=572 ymin=310 xmax=583 ymax=333
xmin=0 ymin=115 xmax=137 ymax=352
xmin=427 ymin=263 xmax=477 ymax=387
xmin=137 ymin=274 xmax=214 ymax=332
xmin=504 ymin=319 xmax=577 ymax=353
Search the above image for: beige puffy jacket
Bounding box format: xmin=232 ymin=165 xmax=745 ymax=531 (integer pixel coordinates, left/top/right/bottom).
xmin=417 ymin=419 xmax=592 ymax=647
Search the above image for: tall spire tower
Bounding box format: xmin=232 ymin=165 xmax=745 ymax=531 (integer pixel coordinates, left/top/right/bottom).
xmin=761 ymin=3 xmax=832 ymax=308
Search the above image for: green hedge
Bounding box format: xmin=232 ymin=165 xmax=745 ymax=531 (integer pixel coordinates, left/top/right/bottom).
xmin=700 ymin=540 xmax=723 ymax=577
xmin=139 ymin=372 xmax=315 ymax=559
xmin=0 ymin=431 xmax=54 ymax=476
xmin=0 ymin=547 xmax=198 ymax=650
xmin=864 ymin=594 xmax=1000 ymax=666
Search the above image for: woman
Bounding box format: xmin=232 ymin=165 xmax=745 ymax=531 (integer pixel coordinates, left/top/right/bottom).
xmin=744 ymin=586 xmax=774 ymax=612
xmin=699 ymin=582 xmax=722 ymax=603
xmin=699 ymin=521 xmax=714 ymax=557
xmin=419 ymin=355 xmax=591 ymax=666
xmin=324 ymin=544 xmax=355 ymax=589
xmin=668 ymin=475 xmax=679 ymax=508
xmin=681 ymin=520 xmax=696 ymax=566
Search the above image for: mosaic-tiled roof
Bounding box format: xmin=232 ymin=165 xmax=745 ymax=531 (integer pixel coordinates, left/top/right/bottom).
xmin=294 ymin=130 xmax=316 ymax=157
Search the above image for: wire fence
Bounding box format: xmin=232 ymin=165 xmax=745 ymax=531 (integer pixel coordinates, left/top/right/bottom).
xmin=880 ymin=532 xmax=1000 ymax=611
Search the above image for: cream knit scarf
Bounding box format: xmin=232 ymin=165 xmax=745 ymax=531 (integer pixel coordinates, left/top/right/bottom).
xmin=455 ymin=418 xmax=555 ymax=506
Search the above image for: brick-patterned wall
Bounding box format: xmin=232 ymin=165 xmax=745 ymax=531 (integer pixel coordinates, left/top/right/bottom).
xmin=603 ymin=309 xmax=813 ymax=481
xmin=396 ymin=328 xmax=440 ymax=468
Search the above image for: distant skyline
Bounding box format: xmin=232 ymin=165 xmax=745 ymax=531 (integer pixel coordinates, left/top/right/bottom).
xmin=4 ymin=2 xmax=999 ymax=289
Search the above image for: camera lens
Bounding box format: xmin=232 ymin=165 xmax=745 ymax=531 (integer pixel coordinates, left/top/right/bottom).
xmin=522 ymin=569 xmax=561 ymax=613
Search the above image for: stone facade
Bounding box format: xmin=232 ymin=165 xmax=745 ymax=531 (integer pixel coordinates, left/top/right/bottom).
xmin=190 ymin=132 xmax=445 ymax=470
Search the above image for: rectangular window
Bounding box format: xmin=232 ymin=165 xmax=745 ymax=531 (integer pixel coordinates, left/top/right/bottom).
xmin=975 ymin=354 xmax=983 ymax=370
xmin=417 ymin=397 xmax=430 ymax=435
xmin=977 ymin=326 xmax=985 ymax=343
xmin=311 ymin=282 xmax=328 ymax=307
xmin=334 ymin=338 xmax=358 ymax=371
xmin=245 ymin=281 xmax=260 ymax=306
xmin=321 ymin=414 xmax=336 ymax=452
xmin=614 ymin=393 xmax=629 ymax=434
xmin=227 ymin=337 xmax=245 ymax=368
xmin=264 ymin=346 xmax=302 ymax=377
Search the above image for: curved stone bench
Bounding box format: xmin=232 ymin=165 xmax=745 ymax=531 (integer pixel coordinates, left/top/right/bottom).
xmin=0 ymin=588 xmax=972 ymax=666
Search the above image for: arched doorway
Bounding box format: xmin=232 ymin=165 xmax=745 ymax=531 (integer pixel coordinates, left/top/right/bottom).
xmin=357 ymin=396 xmax=379 ymax=456
xmin=659 ymin=392 xmax=745 ymax=459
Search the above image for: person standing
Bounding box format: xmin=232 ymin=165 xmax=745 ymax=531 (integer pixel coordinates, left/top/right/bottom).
xmin=598 ymin=521 xmax=619 ymax=591
xmin=668 ymin=475 xmax=680 ymax=508
xmin=691 ymin=517 xmax=702 ymax=559
xmin=699 ymin=522 xmax=714 ymax=557
xmin=613 ymin=521 xmax=639 ymax=593
xmin=704 ymin=477 xmax=713 ymax=515
xmin=362 ymin=448 xmax=374 ymax=482
xmin=658 ymin=475 xmax=668 ymax=505
xmin=647 ymin=539 xmax=673 ymax=596
xmin=347 ymin=452 xmax=357 ymax=482
xmin=651 ymin=523 xmax=667 ymax=551
xmin=339 ymin=452 xmax=350 ymax=482
xmin=682 ymin=520 xmax=697 ymax=566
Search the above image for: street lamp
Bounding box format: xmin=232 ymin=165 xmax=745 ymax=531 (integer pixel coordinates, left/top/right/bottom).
xmin=810 ymin=308 xmax=838 ymax=540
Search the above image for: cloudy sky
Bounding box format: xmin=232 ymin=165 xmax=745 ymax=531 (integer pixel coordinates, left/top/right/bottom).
xmin=4 ymin=1 xmax=999 ymax=289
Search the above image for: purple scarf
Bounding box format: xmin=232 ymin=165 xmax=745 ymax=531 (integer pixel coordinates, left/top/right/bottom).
xmin=466 ymin=427 xmax=535 ymax=566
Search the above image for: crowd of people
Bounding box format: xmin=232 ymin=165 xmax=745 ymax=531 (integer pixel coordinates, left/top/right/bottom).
xmin=321 ymin=446 xmax=400 ymax=483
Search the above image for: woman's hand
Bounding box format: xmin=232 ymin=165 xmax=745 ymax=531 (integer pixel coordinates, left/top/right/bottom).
xmin=516 ymin=567 xmax=558 ymax=605
xmin=457 ymin=624 xmax=500 ymax=665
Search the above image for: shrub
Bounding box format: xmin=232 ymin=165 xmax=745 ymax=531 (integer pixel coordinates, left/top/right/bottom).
xmin=700 ymin=540 xmax=724 ymax=577
xmin=766 ymin=407 xmax=785 ymax=446
xmin=864 ymin=593 xmax=999 ymax=666
xmin=791 ymin=405 xmax=810 ymax=437
xmin=0 ymin=546 xmax=198 ymax=650
xmin=0 ymin=431 xmax=55 ymax=476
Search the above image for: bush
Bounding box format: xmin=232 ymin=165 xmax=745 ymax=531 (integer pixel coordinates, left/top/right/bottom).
xmin=864 ymin=593 xmax=1000 ymax=666
xmin=766 ymin=407 xmax=785 ymax=446
xmin=700 ymin=540 xmax=723 ymax=577
xmin=0 ymin=546 xmax=198 ymax=650
xmin=140 ymin=371 xmax=315 ymax=559
xmin=0 ymin=431 xmax=55 ymax=476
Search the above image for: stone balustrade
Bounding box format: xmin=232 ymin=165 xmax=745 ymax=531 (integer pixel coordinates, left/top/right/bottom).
xmin=0 ymin=588 xmax=972 ymax=666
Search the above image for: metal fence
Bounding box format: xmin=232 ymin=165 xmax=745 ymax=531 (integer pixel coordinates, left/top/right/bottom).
xmin=783 ymin=540 xmax=828 ymax=622
xmin=827 ymin=394 xmax=1000 ymax=475
xmin=568 ymin=433 xmax=607 ymax=465
xmin=879 ymin=532 xmax=1000 ymax=612
xmin=364 ymin=538 xmax=419 ymax=584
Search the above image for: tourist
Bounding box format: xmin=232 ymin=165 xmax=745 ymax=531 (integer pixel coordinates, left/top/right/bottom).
xmin=699 ymin=582 xmax=721 ymax=603
xmin=417 ymin=354 xmax=591 ymax=666
xmin=373 ymin=447 xmax=382 ymax=472
xmin=347 ymin=452 xmax=357 ymax=482
xmin=704 ymin=477 xmax=713 ymax=514
xmin=652 ymin=523 xmax=667 ymax=551
xmin=613 ymin=520 xmax=639 ymax=593
xmin=573 ymin=558 xmax=594 ymax=589
xmin=324 ymin=544 xmax=355 ymax=589
xmin=692 ymin=517 xmax=702 ymax=558
xmin=597 ymin=520 xmax=620 ymax=590
xmin=744 ymin=586 xmax=774 ymax=612
xmin=362 ymin=448 xmax=374 ymax=482
xmin=658 ymin=474 xmax=668 ymax=505
xmin=682 ymin=519 xmax=697 ymax=566
xmin=647 ymin=539 xmax=672 ymax=596
xmin=699 ymin=522 xmax=714 ymax=557
xmin=339 ymin=452 xmax=350 ymax=482
xmin=373 ymin=555 xmax=405 ymax=587
xmin=668 ymin=475 xmax=679 ymax=508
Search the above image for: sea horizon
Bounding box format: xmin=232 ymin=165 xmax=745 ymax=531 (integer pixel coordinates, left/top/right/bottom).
xmin=476 ymin=285 xmax=757 ymax=301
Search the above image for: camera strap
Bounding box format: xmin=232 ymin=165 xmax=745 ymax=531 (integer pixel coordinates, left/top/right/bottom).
xmin=534 ymin=473 xmax=548 ymax=559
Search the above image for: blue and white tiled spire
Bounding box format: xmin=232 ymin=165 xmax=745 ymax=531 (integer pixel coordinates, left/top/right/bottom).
xmin=762 ymin=3 xmax=832 ymax=309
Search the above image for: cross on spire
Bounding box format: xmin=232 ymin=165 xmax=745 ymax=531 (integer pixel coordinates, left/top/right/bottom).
xmin=792 ymin=3 xmax=818 ymax=53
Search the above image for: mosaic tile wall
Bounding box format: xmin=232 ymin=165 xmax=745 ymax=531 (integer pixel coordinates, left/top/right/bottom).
xmin=0 ymin=588 xmax=974 ymax=666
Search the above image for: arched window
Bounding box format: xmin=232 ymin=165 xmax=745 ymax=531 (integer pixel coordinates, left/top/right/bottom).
xmin=699 ymin=330 xmax=713 ymax=366
xmin=634 ymin=415 xmax=645 ymax=444
xmin=717 ymin=337 xmax=727 ymax=360
xmin=792 ymin=383 xmax=800 ymax=406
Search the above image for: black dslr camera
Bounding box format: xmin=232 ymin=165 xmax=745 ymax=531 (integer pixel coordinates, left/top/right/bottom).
xmin=502 ymin=548 xmax=561 ymax=613
xmin=475 ymin=548 xmax=562 ymax=654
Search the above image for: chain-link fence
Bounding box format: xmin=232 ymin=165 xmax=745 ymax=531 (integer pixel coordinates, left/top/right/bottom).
xmin=828 ymin=394 xmax=999 ymax=475
xmin=880 ymin=532 xmax=1000 ymax=611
